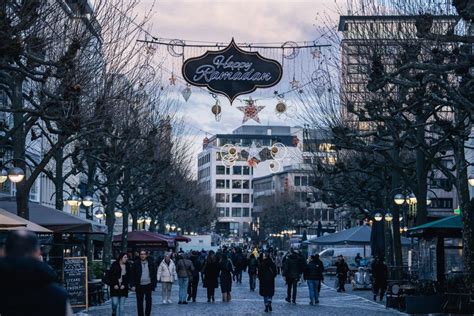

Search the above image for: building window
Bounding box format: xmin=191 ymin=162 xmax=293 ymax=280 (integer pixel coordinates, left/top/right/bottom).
xmin=229 ymin=222 xmax=239 ymax=231
xmin=232 ymin=180 xmax=242 ymax=189
xmin=294 ymin=176 xmax=301 ymax=186
xmin=216 ymin=166 xmax=225 ymax=175
xmin=216 ymin=180 xmax=226 ymax=189
xmin=243 ymin=207 xmax=250 ymax=217
xmin=232 ymin=194 xmax=242 ymax=203
xmin=242 ymin=180 xmax=250 ymax=189
xmin=226 ymin=180 xmax=230 ymax=188
xmin=233 ymin=166 xmax=242 ymax=175
xmin=328 ymin=209 xmax=335 ymax=221
xmin=243 ymin=166 xmax=250 ymax=175
xmin=430 ymin=198 xmax=453 ymax=209
xmin=243 ymin=194 xmax=250 ymax=203
xmin=218 ymin=207 xmax=226 ymax=217
xmin=216 ymin=193 xmax=226 ymax=203
xmin=301 ymin=176 xmax=308 ymax=186
xmin=232 ymin=207 xmax=242 ymax=217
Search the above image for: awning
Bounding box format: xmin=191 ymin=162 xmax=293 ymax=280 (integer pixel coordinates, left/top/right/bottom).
xmin=0 ymin=200 xmax=106 ymax=234
xmin=113 ymin=231 xmax=175 ymax=248
xmin=408 ymin=215 xmax=462 ymax=238
xmin=174 ymin=235 xmax=191 ymax=243
xmin=0 ymin=208 xmax=52 ymax=233
xmin=306 ymin=225 xmax=411 ymax=245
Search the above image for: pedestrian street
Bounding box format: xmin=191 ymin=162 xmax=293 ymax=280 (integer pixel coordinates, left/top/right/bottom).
xmin=86 ymin=273 xmax=405 ymax=316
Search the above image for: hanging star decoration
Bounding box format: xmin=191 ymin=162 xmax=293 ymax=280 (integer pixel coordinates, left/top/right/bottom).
xmin=311 ymin=48 xmax=321 ymax=59
xmin=237 ymin=97 xmax=265 ymax=123
xmin=290 ymin=76 xmax=300 ymax=89
xmin=169 ymin=72 xmax=177 ymax=85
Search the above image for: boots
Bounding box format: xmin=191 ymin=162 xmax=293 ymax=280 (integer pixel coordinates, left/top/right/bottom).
xmin=265 ymin=304 xmax=269 ymax=312
xmin=222 ymin=293 xmax=227 ymax=302
xmin=269 ymin=302 xmax=272 ymax=311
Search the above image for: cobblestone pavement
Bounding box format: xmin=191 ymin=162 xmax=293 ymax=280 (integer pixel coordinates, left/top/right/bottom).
xmin=85 ymin=273 xmax=405 ymax=316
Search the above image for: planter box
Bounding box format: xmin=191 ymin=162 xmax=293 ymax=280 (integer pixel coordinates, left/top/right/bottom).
xmin=405 ymin=295 xmax=446 ymax=314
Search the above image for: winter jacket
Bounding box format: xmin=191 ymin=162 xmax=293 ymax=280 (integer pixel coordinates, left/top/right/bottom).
xmin=304 ymin=259 xmax=324 ymax=281
xmin=247 ymin=256 xmax=258 ymax=274
xmin=335 ymin=260 xmax=349 ymax=276
xmin=371 ymin=261 xmax=388 ymax=285
xmin=157 ymin=259 xmax=177 ymax=283
xmin=109 ymin=260 xmax=132 ymax=297
xmin=0 ymin=257 xmax=71 ymax=316
xmin=258 ymin=258 xmax=277 ymax=297
xmin=176 ymin=258 xmax=194 ymax=278
xmin=282 ymin=253 xmax=305 ymax=279
xmin=190 ymin=255 xmax=202 ymax=278
xmin=130 ymin=258 xmax=157 ymax=289
xmin=202 ymin=259 xmax=219 ymax=289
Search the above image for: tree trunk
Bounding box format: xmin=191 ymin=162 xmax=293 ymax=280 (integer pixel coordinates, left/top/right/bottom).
xmin=102 ymin=185 xmax=118 ymax=268
xmin=415 ymin=113 xmax=428 ymax=225
xmin=391 ymin=149 xmax=403 ymax=269
xmin=121 ymin=207 xmax=129 ymax=254
xmin=54 ymin=136 xmax=65 ymax=210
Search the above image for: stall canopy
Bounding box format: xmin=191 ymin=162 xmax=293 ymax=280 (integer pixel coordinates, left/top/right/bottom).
xmin=408 ymin=215 xmax=462 ymax=238
xmin=0 ymin=200 xmax=106 ymax=234
xmin=0 ymin=208 xmax=52 ymax=233
xmin=306 ymin=225 xmax=412 ymax=245
xmin=113 ymin=231 xmax=175 ymax=248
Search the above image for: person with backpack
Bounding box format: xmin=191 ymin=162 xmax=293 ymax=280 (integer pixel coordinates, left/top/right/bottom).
xmin=176 ymin=252 xmax=194 ymax=304
xmin=157 ymin=253 xmax=177 ymax=304
xmin=303 ymin=254 xmax=324 ymax=305
xmin=247 ymin=253 xmax=258 ymax=291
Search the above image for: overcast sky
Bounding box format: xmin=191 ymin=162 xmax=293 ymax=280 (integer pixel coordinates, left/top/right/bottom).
xmin=135 ymin=0 xmax=345 ymax=172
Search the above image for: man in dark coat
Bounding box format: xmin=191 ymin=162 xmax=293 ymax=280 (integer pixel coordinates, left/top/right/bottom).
xmin=282 ymin=249 xmax=305 ymax=304
xmin=0 ymin=230 xmax=73 ymax=316
xmin=335 ymin=255 xmax=349 ymax=292
xmin=247 ymin=253 xmax=258 ymax=291
xmin=258 ymin=252 xmax=277 ymax=312
xmin=303 ymin=254 xmax=324 ymax=305
xmin=371 ymin=257 xmax=388 ymax=301
xmin=232 ymin=248 xmax=246 ymax=284
xmin=130 ymin=250 xmax=157 ymax=316
xmin=187 ymin=251 xmax=202 ymax=302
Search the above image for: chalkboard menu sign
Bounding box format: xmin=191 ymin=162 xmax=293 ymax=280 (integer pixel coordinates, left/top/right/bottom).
xmin=63 ymin=257 xmax=88 ymax=308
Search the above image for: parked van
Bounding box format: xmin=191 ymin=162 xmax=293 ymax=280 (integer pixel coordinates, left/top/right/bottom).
xmin=317 ymin=247 xmax=371 ymax=269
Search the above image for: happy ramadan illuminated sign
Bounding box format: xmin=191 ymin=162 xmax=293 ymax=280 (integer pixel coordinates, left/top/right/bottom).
xmin=182 ymin=39 xmax=283 ymax=103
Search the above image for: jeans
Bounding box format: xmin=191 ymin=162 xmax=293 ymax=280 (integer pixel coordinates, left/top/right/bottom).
xmin=136 ymin=284 xmax=153 ymax=316
xmin=286 ymin=277 xmax=298 ymax=302
xmin=307 ymin=280 xmax=320 ymax=303
xmin=111 ymin=296 xmax=126 ymax=316
xmin=161 ymin=282 xmax=172 ymax=302
xmin=249 ymin=273 xmax=257 ymax=290
xmin=264 ymin=296 xmax=273 ymax=305
xmin=178 ymin=277 xmax=189 ymax=302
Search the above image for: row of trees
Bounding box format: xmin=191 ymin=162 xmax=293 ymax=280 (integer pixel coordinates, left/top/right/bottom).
xmin=0 ymin=0 xmax=215 ymax=265
xmin=299 ymin=0 xmax=473 ymax=277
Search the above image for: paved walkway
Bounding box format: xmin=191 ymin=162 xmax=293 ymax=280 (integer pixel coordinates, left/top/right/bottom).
xmin=84 ymin=273 xmax=405 ymax=316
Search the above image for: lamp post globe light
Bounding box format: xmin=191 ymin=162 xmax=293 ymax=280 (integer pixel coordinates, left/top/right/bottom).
xmin=137 ymin=217 xmax=145 ymax=224
xmin=114 ymin=210 xmax=123 ymax=218
xmin=469 ymin=174 xmax=474 ymax=186
xmin=171 ymin=224 xmax=176 ymax=231
xmin=66 ymin=194 xmax=82 ymax=207
xmin=8 ymin=167 xmax=25 ymax=183
xmin=145 ymin=217 xmax=152 ymax=225
xmin=384 ymin=212 xmax=393 ymax=222
xmin=82 ymin=195 xmax=94 ymax=207
xmin=407 ymin=193 xmax=417 ymax=205
xmin=0 ymin=169 xmax=8 ymax=183
xmin=165 ymin=223 xmax=171 ymax=231
xmin=94 ymin=210 xmax=104 ymax=219
xmin=393 ymin=194 xmax=406 ymax=205
xmin=374 ymin=212 xmax=383 ymax=221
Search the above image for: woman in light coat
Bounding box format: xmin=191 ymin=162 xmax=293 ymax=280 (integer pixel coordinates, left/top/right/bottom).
xmin=157 ymin=253 xmax=178 ymax=304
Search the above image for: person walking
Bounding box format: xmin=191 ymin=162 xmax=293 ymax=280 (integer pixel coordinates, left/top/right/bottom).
xmin=247 ymin=253 xmax=258 ymax=291
xmin=371 ymin=257 xmax=388 ymax=301
xmin=187 ymin=251 xmax=202 ymax=302
xmin=219 ymin=252 xmax=234 ymax=302
xmin=176 ymin=252 xmax=194 ymax=304
xmin=275 ymin=252 xmax=283 ymax=275
xmin=110 ymin=253 xmax=131 ymax=316
xmin=282 ymin=249 xmax=305 ymax=304
xmin=202 ymin=250 xmax=219 ymax=302
xmin=303 ymin=254 xmax=324 ymax=305
xmin=131 ymin=250 xmax=157 ymax=316
xmin=335 ymin=255 xmax=349 ymax=292
xmin=0 ymin=230 xmax=73 ymax=316
xmin=157 ymin=253 xmax=177 ymax=304
xmin=258 ymin=252 xmax=277 ymax=312
xmin=232 ymin=248 xmax=246 ymax=284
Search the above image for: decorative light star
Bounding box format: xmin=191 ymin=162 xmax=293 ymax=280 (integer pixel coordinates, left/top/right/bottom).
xmin=290 ymin=76 xmax=300 ymax=89
xmin=311 ymin=48 xmax=321 ymax=59
xmin=237 ymin=97 xmax=265 ymax=123
xmin=169 ymin=72 xmax=177 ymax=85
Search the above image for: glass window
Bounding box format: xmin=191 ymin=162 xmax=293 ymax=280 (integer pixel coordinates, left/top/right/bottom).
xmin=232 ymin=180 xmax=242 ymax=189
xmin=225 ymin=207 xmax=230 ymax=217
xmin=216 ymin=180 xmax=226 ymax=189
xmin=226 ymin=167 xmax=230 ymax=175
xmin=218 ymin=207 xmax=226 ymax=217
xmin=232 ymin=194 xmax=242 ymax=203
xmin=216 ymin=166 xmax=225 ymax=175
xmin=232 ymin=207 xmax=242 ymax=217
xmin=229 ymin=222 xmax=239 ymax=230
xmin=301 ymin=176 xmax=308 ymax=186
xmin=329 ymin=209 xmax=335 ymax=221
xmin=242 ymin=180 xmax=250 ymax=189
xmin=216 ymin=193 xmax=226 ymax=203
xmin=243 ymin=166 xmax=250 ymax=175
xmin=226 ymin=180 xmax=230 ymax=188
xmin=243 ymin=207 xmax=250 ymax=217
xmin=243 ymin=194 xmax=250 ymax=203
xmin=233 ymin=166 xmax=242 ymax=175
xmin=294 ymin=176 xmax=301 ymax=186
